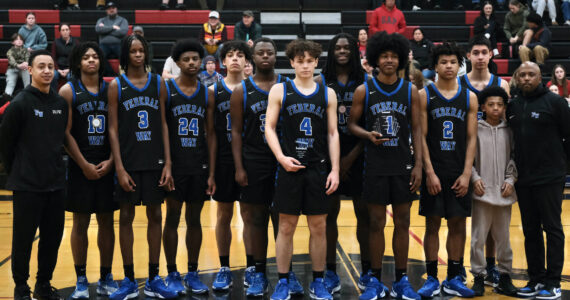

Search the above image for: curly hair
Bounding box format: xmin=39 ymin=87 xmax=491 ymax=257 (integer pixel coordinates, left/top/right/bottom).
xmin=171 ymin=38 xmax=204 ymax=62
xmin=285 ymin=39 xmax=322 ymax=60
xmin=365 ymin=31 xmax=409 ymax=70
xmin=321 ymin=33 xmax=365 ymax=85
xmin=431 ymin=41 xmax=465 ymax=69
xmin=479 ymin=85 xmax=509 ymax=105
xmin=220 ymin=40 xmax=252 ymax=62
xmin=69 ymin=41 xmax=105 ymax=82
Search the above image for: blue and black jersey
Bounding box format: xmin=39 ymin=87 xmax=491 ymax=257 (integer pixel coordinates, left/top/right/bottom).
xmin=459 ymin=74 xmax=501 ymax=120
xmin=213 ymin=79 xmax=234 ymax=165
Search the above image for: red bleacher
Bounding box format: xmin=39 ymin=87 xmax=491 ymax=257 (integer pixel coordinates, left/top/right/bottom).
xmin=54 ymin=25 xmax=81 ymax=39
xmin=108 ymin=59 xmax=119 ymax=74
xmin=226 ymin=25 xmax=234 ymax=40
xmin=465 ymin=11 xmax=479 ymax=25
xmin=0 ymin=25 xmax=3 ymax=40
xmin=135 ymin=10 xmax=209 ymax=24
xmin=494 ymin=59 xmax=509 ymax=75
xmin=9 ymin=9 xmax=60 ymax=24
xmin=0 ymin=58 xmax=7 ymax=74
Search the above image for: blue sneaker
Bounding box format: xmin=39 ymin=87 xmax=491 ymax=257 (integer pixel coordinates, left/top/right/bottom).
xmin=310 ymin=278 xmax=332 ymax=300
xmin=270 ymin=278 xmax=290 ymax=300
xmin=358 ymin=271 xmax=372 ymax=290
xmin=183 ymin=271 xmax=208 ymax=294
xmin=164 ymin=272 xmax=185 ymax=295
xmin=460 ymin=266 xmax=467 ymax=284
xmin=144 ymin=276 xmax=178 ymax=299
xmin=324 ymin=270 xmax=341 ymax=294
xmin=390 ymin=276 xmax=420 ymax=300
xmin=417 ymin=276 xmax=440 ymax=298
xmin=109 ymin=278 xmax=138 ymax=300
xmin=484 ymin=265 xmax=499 ymax=287
xmin=246 ymin=272 xmax=268 ymax=296
xmin=517 ymin=281 xmax=545 ymax=297
xmin=359 ymin=277 xmax=388 ymax=300
xmin=243 ymin=266 xmax=255 ymax=287
xmin=287 ymin=271 xmax=304 ymax=295
xmin=212 ymin=267 xmax=233 ymax=291
xmin=70 ymin=276 xmax=89 ymax=299
xmin=535 ymin=286 xmax=562 ymax=299
xmin=442 ymin=276 xmax=475 ymax=297
xmin=97 ymin=273 xmax=119 ymax=296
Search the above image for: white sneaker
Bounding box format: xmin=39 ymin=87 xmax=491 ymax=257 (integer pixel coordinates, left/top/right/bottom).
xmin=565 ymin=20 xmax=570 ymax=26
xmin=412 ymin=5 xmax=422 ymax=10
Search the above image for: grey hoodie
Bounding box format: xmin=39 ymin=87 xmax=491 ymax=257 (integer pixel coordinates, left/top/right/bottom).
xmin=18 ymin=24 xmax=47 ymax=50
xmin=95 ymin=14 xmax=129 ymax=45
xmin=471 ymin=119 xmax=517 ymax=206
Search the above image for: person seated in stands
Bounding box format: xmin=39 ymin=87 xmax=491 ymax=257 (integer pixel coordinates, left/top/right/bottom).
xmin=358 ymin=29 xmax=367 ymax=58
xmin=160 ymin=0 xmax=187 ymax=10
xmin=51 ymin=23 xmax=80 ymax=91
xmin=504 ymin=0 xmax=529 ymax=56
xmin=519 ymin=12 xmax=551 ymax=65
xmin=474 ymin=2 xmax=502 ymax=57
xmin=369 ymin=0 xmax=406 ymax=35
xmin=561 ymin=0 xmax=570 ymax=25
xmin=531 ymin=0 xmax=558 ymax=25
xmin=3 ymin=34 xmax=30 ymax=99
xmin=95 ymin=1 xmax=129 ymax=60
xmin=63 ymin=0 xmax=106 ymax=10
xmin=243 ymin=61 xmax=253 ymax=77
xmin=547 ymin=64 xmax=570 ymax=100
xmin=409 ymin=28 xmax=435 ymax=80
xmin=409 ymin=0 xmax=464 ymax=10
xmin=197 ymin=56 xmax=223 ymax=86
xmin=200 ymin=11 xmax=227 ymax=62
xmin=162 ymin=56 xmax=180 ymax=79
xmin=472 ymin=0 xmax=507 ymax=10
xmin=235 ymin=11 xmax=262 ymax=47
xmin=18 ymin=12 xmax=47 ymax=52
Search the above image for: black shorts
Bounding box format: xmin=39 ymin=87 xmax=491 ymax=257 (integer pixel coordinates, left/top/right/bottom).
xmin=115 ymin=170 xmax=165 ymax=206
xmin=168 ymin=173 xmax=209 ymax=203
xmin=333 ymin=156 xmax=364 ymax=198
xmin=213 ymin=163 xmax=240 ymax=202
xmin=363 ymin=174 xmax=415 ymax=206
xmin=273 ymin=160 xmax=329 ymax=215
xmin=66 ymin=161 xmax=118 ymax=214
xmin=419 ymin=175 xmax=472 ymax=219
xmin=240 ymin=159 xmax=276 ymax=205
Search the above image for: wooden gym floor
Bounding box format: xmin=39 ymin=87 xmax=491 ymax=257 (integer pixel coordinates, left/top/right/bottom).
xmin=0 ymin=190 xmax=569 ymax=299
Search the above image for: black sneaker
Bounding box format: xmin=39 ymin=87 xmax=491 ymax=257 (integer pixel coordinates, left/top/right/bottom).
xmin=495 ymin=273 xmax=517 ymax=296
xmin=175 ymin=3 xmax=186 ymax=10
xmin=471 ymin=275 xmax=485 ymax=296
xmin=14 ymin=285 xmax=32 ymax=300
xmin=33 ymin=282 xmax=62 ymax=300
xmin=159 ymin=3 xmax=169 ymax=10
xmin=518 ymin=281 xmax=545 ymax=297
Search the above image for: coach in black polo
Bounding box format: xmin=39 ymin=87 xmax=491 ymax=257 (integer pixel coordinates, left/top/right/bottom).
xmin=0 ymin=50 xmax=68 ymax=300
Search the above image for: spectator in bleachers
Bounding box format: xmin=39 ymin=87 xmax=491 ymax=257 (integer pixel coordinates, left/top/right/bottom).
xmin=547 ymin=64 xmax=570 ymax=99
xmin=235 ymin=11 xmax=262 ymax=47
xmin=51 ymin=23 xmax=79 ymax=91
xmin=561 ymin=0 xmax=570 ymax=25
xmin=161 ymin=56 xmax=180 ymax=79
xmin=519 ymin=12 xmax=551 ymax=65
xmin=409 ymin=67 xmax=426 ymax=89
xmin=243 ymin=61 xmax=253 ymax=77
xmin=368 ymin=0 xmax=406 ymax=35
xmin=160 ymin=0 xmax=187 ymax=10
xmin=474 ymin=2 xmax=502 ymax=57
xmin=409 ymin=28 xmax=435 ymax=80
xmin=197 ymin=55 xmax=223 ymax=86
xmin=95 ymin=1 xmax=129 ymax=60
xmin=504 ymin=0 xmax=529 ymax=56
xmin=200 ymin=11 xmax=227 ymax=61
xmin=18 ymin=12 xmax=47 ymax=52
xmin=531 ymin=0 xmax=557 ymax=25
xmin=358 ymin=29 xmax=367 ymax=58
xmin=65 ymin=0 xmax=106 ymax=10
xmin=3 ymin=34 xmax=30 ymax=98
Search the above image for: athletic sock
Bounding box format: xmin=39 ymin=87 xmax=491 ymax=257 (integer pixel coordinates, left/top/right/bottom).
xmin=289 ymin=262 xmax=294 ymax=273
xmin=167 ymin=264 xmax=177 ymax=274
xmin=447 ymin=259 xmax=461 ymax=279
xmin=361 ymin=260 xmax=371 ymax=274
xmin=124 ymin=264 xmax=135 ymax=282
xmin=188 ymin=263 xmax=198 ymax=273
xmin=395 ymin=269 xmax=407 ymax=282
xmin=149 ymin=263 xmax=159 ymax=279
xmin=75 ymin=265 xmax=86 ymax=278
xmin=313 ymin=271 xmax=324 ymax=281
xmin=426 ymin=260 xmax=438 ymax=278
xmin=371 ymin=268 xmax=382 ymax=281
xmin=326 ymin=263 xmax=336 ymax=274
xmin=486 ymin=256 xmax=496 ymax=268
xmin=255 ymin=260 xmax=267 ymax=274
xmin=278 ymin=273 xmax=288 ymax=281
xmin=246 ymin=255 xmax=254 ymax=268
xmin=100 ymin=266 xmax=112 ymax=281
xmin=459 ymin=257 xmax=464 ymax=268
xmin=219 ymin=256 xmax=230 ymax=268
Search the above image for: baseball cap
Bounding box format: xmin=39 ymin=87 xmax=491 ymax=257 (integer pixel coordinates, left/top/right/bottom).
xmin=133 ymin=26 xmax=144 ymax=34
xmin=209 ymin=11 xmax=220 ymax=19
xmin=106 ymin=1 xmax=117 ymax=8
xmin=204 ymin=56 xmax=216 ymax=64
xmin=243 ymin=10 xmax=254 ymax=17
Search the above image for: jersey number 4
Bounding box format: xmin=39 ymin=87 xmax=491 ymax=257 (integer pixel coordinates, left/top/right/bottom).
xmin=179 ymin=117 xmax=199 ymax=136
xmin=300 ymin=117 xmax=312 ymax=136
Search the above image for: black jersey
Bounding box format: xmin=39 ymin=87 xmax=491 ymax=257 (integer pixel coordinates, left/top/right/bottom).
xmin=280 ymin=80 xmax=329 ymax=165
xmin=321 ymin=73 xmax=367 ymax=156
xmin=213 ymin=79 xmax=234 ymax=165
xmin=68 ymin=79 xmax=110 ymax=164
xmin=425 ymin=82 xmax=470 ymax=178
xmin=363 ymin=76 xmax=413 ymax=176
xmin=116 ymin=73 xmax=164 ymax=171
xmin=459 ymin=74 xmax=502 ymax=120
xmin=165 ymin=79 xmax=208 ymax=175
xmin=242 ymin=75 xmax=283 ymax=163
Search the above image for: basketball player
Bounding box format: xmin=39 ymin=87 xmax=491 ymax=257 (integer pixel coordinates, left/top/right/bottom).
xmin=266 ymin=39 xmax=340 ymax=300
xmin=161 ymin=38 xmax=216 ymax=295
xmin=347 ymin=32 xmax=423 ymax=300
xmin=416 ymin=42 xmax=478 ymax=298
xmin=314 ymin=33 xmax=370 ymax=294
xmin=210 ymin=40 xmax=251 ymax=291
xmin=59 ymin=42 xmax=118 ymax=299
xmin=107 ymin=35 xmax=176 ymax=300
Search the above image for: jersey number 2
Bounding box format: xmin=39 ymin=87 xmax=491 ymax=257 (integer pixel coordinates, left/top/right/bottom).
xmin=443 ymin=121 xmax=454 ymax=139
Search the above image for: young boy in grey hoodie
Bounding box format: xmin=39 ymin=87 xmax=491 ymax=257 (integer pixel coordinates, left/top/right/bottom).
xmin=469 ymin=86 xmax=518 ymax=297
